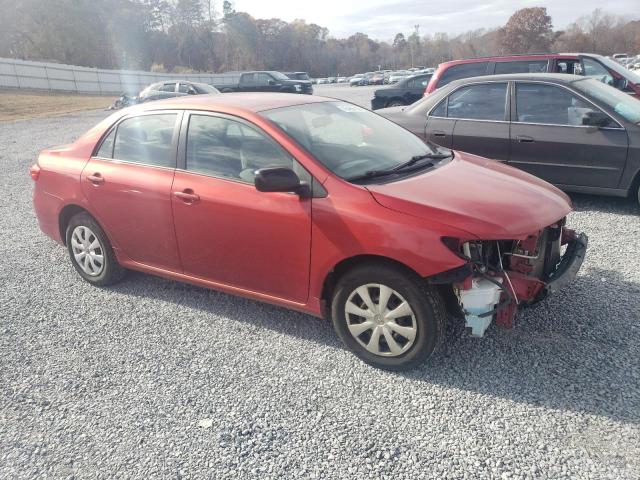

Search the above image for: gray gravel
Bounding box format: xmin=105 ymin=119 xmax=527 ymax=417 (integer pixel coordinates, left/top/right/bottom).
xmin=1 ymin=91 xmax=639 ymax=479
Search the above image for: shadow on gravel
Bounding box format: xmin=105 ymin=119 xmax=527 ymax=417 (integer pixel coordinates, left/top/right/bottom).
xmin=406 ymin=266 xmax=640 ymax=425
xmin=569 ymin=192 xmax=639 ymax=216
xmin=111 ymin=262 xmax=639 ymax=425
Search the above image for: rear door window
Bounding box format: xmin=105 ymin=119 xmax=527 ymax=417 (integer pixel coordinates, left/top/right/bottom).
xmin=515 ymin=83 xmax=603 ymax=126
xmin=446 ymin=83 xmax=508 ymax=121
xmin=112 ymin=113 xmax=178 ymax=167
xmin=438 ymin=62 xmax=489 ymax=88
xmin=494 ymin=60 xmax=548 ymax=74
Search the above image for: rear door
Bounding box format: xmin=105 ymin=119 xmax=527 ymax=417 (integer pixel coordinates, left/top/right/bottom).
xmin=81 ymin=112 xmax=182 ymax=271
xmin=425 ymin=99 xmax=455 ymax=148
xmin=427 ymin=82 xmax=510 ymax=160
xmin=509 ymin=81 xmax=628 ymax=188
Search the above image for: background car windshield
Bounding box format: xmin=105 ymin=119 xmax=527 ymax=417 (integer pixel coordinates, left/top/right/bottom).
xmin=597 ymin=55 xmax=640 ymax=84
xmin=263 ymin=102 xmax=441 ymax=180
xmin=573 ymin=78 xmax=640 ymax=124
xmin=271 ymin=72 xmax=290 ymax=80
xmin=197 ymin=83 xmax=218 ymax=93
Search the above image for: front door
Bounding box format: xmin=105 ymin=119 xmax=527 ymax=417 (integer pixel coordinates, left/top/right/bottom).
xmin=171 ymin=112 xmax=312 ymax=302
xmin=81 ymin=112 xmax=182 ymax=271
xmin=509 ymin=81 xmax=628 ymax=188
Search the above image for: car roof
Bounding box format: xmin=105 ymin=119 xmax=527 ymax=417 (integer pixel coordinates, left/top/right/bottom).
xmin=134 ymin=92 xmax=332 ymax=114
xmin=437 ymin=53 xmax=580 ymax=68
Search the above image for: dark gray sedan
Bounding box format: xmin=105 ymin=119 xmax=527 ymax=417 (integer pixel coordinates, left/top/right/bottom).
xmin=378 ymin=73 xmax=640 ymax=205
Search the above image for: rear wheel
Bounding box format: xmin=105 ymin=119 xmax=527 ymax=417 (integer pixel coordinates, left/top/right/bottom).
xmin=65 ymin=212 xmax=126 ymax=286
xmin=331 ymin=264 xmax=446 ymax=371
xmin=386 ymin=100 xmax=406 ymax=107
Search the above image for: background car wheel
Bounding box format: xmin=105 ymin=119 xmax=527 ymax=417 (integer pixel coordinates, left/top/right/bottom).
xmin=386 ymin=100 xmax=406 ymax=108
xmin=331 ymin=263 xmax=446 ymax=371
xmin=65 ymin=212 xmax=126 ymax=286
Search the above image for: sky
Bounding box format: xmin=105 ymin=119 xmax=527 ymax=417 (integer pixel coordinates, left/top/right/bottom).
xmin=232 ymin=0 xmax=640 ymax=40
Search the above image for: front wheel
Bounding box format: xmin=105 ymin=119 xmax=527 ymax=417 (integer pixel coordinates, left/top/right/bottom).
xmin=66 ymin=212 xmax=126 ymax=286
xmin=331 ymin=264 xmax=446 ymax=371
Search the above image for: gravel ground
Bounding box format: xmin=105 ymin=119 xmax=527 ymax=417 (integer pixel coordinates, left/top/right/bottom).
xmin=1 ymin=89 xmax=639 ymax=479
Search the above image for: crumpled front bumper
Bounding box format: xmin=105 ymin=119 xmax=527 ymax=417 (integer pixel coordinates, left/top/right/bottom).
xmin=544 ymin=232 xmax=588 ymax=296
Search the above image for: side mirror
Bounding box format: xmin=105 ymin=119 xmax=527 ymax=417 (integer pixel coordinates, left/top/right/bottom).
xmin=614 ymin=77 xmax=629 ymax=91
xmin=581 ymin=110 xmax=610 ymax=129
xmin=268 ymin=79 xmax=276 ymax=86
xmin=254 ymin=167 xmax=309 ymax=196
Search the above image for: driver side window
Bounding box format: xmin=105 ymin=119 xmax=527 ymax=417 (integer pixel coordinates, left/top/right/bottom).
xmin=185 ymin=114 xmax=310 ymax=184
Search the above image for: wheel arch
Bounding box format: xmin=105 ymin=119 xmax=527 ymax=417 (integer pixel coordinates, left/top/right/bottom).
xmin=319 ymin=254 xmax=422 ymax=317
xmin=319 ymin=254 xmax=460 ymax=320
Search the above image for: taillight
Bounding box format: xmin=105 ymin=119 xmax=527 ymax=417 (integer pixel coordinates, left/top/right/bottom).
xmin=29 ymin=164 xmax=41 ymax=181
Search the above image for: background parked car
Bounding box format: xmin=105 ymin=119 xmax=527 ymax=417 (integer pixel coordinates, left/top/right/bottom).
xmin=379 ymin=73 xmax=640 ymax=204
xmin=369 ymin=72 xmax=385 ymax=85
xmin=213 ymin=71 xmax=313 ymax=94
xmin=371 ymin=73 xmax=433 ymax=109
xmin=349 ymin=74 xmax=365 ymax=86
xmin=425 ymin=53 xmax=640 ymax=98
xmin=137 ymin=81 xmax=219 ymax=104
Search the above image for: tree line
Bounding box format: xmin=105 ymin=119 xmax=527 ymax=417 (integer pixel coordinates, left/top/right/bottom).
xmin=0 ymin=1 xmax=638 ymax=76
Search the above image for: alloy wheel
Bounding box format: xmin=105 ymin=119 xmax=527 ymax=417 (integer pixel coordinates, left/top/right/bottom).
xmin=344 ymin=283 xmax=417 ymax=357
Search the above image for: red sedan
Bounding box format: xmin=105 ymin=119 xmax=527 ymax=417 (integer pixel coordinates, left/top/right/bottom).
xmin=31 ymin=93 xmax=587 ymax=370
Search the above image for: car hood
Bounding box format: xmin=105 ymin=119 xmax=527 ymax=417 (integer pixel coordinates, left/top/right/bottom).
xmin=366 ymin=151 xmax=573 ymax=240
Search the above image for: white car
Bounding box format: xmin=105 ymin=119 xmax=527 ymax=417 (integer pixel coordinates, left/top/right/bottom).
xmin=388 ymin=71 xmax=410 ymax=83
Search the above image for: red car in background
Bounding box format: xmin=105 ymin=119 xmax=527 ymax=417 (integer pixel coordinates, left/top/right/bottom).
xmin=425 ymin=53 xmax=640 ymax=98
xmin=31 ymin=94 xmax=587 ymax=370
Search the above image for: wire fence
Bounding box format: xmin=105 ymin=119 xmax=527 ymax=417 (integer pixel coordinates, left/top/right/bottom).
xmin=0 ymin=57 xmax=236 ymax=94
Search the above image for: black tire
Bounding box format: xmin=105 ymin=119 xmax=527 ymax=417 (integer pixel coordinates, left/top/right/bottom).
xmin=65 ymin=212 xmax=126 ymax=286
xmin=331 ymin=263 xmax=446 ymax=371
xmin=386 ymin=100 xmax=406 ymax=108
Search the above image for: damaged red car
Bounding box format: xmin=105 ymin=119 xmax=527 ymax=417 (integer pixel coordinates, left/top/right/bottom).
xmin=31 ymin=94 xmax=587 ymax=370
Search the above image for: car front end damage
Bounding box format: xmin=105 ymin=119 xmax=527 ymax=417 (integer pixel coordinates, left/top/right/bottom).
xmin=430 ymin=219 xmax=588 ymax=336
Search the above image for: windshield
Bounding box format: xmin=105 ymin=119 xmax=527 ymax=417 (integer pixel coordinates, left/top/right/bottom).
xmin=271 ymin=71 xmax=290 ymax=81
xmin=197 ymin=83 xmax=218 ymax=93
xmin=262 ymin=101 xmax=447 ymax=181
xmin=595 ymin=55 xmax=640 ymax=84
xmin=573 ymin=78 xmax=640 ymax=124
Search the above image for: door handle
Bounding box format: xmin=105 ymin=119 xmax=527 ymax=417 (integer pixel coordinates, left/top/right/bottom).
xmin=173 ymin=189 xmax=200 ymax=204
xmin=517 ymin=135 xmax=535 ymax=143
xmin=87 ymin=173 xmax=104 ymax=184
xmin=432 ymin=131 xmax=446 ymax=137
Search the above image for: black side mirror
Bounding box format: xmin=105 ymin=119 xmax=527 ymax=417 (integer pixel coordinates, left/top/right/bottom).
xmin=613 ymin=77 xmax=629 ymax=91
xmin=268 ymin=79 xmax=276 ymax=86
xmin=254 ymin=167 xmax=309 ymax=196
xmin=582 ymin=110 xmax=610 ymax=128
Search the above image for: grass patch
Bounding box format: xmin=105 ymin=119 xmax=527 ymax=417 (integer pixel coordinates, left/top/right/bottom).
xmin=0 ymin=89 xmax=116 ymax=121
